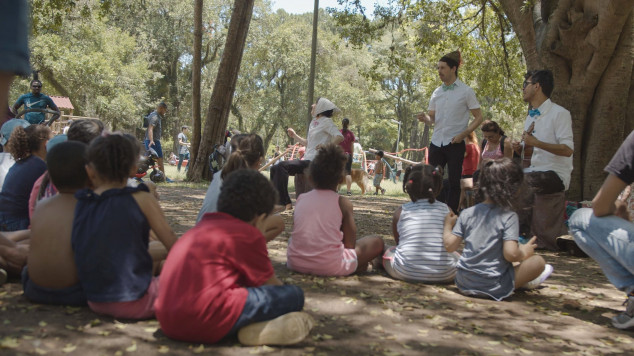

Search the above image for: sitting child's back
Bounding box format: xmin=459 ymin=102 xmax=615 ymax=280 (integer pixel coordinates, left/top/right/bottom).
xmin=286 ymin=144 xmax=384 ymax=276
xmin=384 ymin=164 xmax=458 ymax=283
xmin=156 ymin=169 xmax=313 ymax=346
xmin=287 ymin=189 xmax=349 ymax=275
xmin=24 ymin=141 xmax=89 ymax=306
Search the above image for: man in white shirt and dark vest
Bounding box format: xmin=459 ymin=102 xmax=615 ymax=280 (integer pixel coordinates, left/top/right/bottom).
xmin=417 ymin=50 xmax=483 ymax=213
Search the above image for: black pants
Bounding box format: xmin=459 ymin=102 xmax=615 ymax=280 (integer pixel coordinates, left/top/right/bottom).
xmin=270 ymin=159 xmax=311 ymax=206
xmin=428 ymin=141 xmax=466 ymax=214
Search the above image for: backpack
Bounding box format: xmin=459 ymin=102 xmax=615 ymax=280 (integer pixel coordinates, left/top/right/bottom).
xmin=142 ymin=112 xmax=154 ymax=128
xmin=480 ymin=135 xmax=507 ymax=154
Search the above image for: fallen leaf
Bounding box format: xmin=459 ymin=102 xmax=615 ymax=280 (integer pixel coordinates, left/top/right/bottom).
xmin=143 ymin=327 xmax=158 ymax=333
xmin=35 ymin=348 xmax=48 ymax=355
xmin=0 ymin=337 xmax=20 ymax=348
xmin=126 ymin=342 xmax=137 ymax=352
xmin=157 ymin=345 xmax=170 ymax=354
xmin=191 ymin=344 xmax=205 ymax=353
xmin=38 ymin=321 xmax=47 ymax=327
xmin=62 ymin=344 xmax=77 ymax=353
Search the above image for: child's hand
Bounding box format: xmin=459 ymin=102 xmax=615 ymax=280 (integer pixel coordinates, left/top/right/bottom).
xmin=444 ymin=212 xmax=457 ymax=229
xmin=287 ymin=128 xmax=296 ymax=138
xmin=519 ymin=236 xmax=537 ymax=260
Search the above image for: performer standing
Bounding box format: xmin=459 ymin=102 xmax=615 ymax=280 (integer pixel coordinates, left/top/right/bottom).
xmin=417 ymin=50 xmax=483 ymax=213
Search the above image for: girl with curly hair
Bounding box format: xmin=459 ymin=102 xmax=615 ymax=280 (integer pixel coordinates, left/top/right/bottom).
xmin=443 ymin=158 xmax=553 ymax=300
xmin=0 ymin=124 xmax=50 ymax=231
xmin=286 ymin=144 xmax=384 ymax=276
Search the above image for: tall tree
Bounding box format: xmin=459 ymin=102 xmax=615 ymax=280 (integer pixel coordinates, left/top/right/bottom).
xmin=189 ymin=0 xmax=255 ymax=181
xmin=191 ymin=0 xmax=204 ymax=169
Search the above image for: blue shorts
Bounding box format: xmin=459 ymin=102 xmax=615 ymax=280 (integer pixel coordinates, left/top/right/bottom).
xmin=373 ymin=173 xmax=383 ymax=187
xmin=144 ymin=139 xmax=163 ymax=158
xmin=226 ymin=284 xmax=304 ymax=337
xmin=22 ymin=267 xmax=87 ymax=306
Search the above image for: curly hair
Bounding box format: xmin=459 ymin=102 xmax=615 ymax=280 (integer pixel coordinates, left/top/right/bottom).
xmin=402 ymin=164 xmax=443 ymax=203
xmin=476 ymin=158 xmax=526 ymax=211
xmin=47 ymin=141 xmax=88 ymax=191
xmin=309 ymin=143 xmax=347 ymax=190
xmin=86 ymin=134 xmax=138 ymax=183
xmin=67 ymin=119 xmax=104 ymax=144
xmin=6 ymin=125 xmax=51 ymax=161
xmin=218 ymin=169 xmax=277 ymax=222
xmin=481 ymin=120 xmax=505 ymax=136
xmin=221 ymin=134 xmax=265 ymax=180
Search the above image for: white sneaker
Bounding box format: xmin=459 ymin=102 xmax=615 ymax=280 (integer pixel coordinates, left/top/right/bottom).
xmin=612 ymin=296 xmax=634 ymax=330
xmin=524 ymin=264 xmax=553 ymax=289
xmin=238 ymin=312 xmax=315 ymax=346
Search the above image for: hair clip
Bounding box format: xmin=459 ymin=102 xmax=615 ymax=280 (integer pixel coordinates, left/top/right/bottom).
xmin=408 ymin=179 xmax=413 ymax=184
xmin=432 ymin=171 xmax=436 ymax=175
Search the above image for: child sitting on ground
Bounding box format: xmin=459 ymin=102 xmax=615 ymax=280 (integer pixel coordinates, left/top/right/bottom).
xmin=72 ymin=134 xmax=177 ymax=319
xmin=383 ymin=164 xmax=458 ymax=283
xmin=23 ymin=141 xmax=89 ymax=305
xmin=196 ymin=134 xmax=284 ymax=241
xmin=373 ymin=150 xmax=386 ymax=195
xmin=155 ymin=169 xmax=314 ymax=346
xmin=287 ymin=144 xmax=384 ymax=276
xmin=443 ymin=158 xmax=553 ymax=301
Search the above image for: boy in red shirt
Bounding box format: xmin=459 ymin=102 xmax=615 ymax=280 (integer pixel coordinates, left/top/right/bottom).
xmin=155 ymin=169 xmax=313 ymax=345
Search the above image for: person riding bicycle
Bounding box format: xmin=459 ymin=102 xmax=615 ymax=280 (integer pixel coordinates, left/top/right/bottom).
xmin=12 ymin=77 xmax=59 ymax=125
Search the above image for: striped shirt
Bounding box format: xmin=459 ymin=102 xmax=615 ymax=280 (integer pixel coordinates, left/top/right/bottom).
xmin=393 ymin=200 xmax=458 ymax=282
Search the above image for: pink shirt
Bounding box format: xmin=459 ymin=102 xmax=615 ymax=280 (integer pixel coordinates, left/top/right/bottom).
xmin=287 ymin=189 xmax=357 ymax=276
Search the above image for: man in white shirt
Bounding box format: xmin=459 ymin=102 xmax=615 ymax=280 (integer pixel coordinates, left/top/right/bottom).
xmin=513 ymin=69 xmax=574 ymax=249
xmin=417 ymin=50 xmax=483 ymax=213
xmin=271 ymin=98 xmax=344 ymax=210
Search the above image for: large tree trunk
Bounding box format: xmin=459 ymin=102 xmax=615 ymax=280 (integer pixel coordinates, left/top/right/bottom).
xmin=499 ymin=0 xmax=634 ymax=200
xmin=187 ymin=0 xmax=204 ymax=181
xmin=189 ymin=0 xmax=255 ymax=181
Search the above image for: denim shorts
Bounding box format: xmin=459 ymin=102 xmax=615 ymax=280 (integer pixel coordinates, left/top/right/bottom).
xmin=0 ymin=212 xmax=29 ymax=231
xmin=144 ymin=139 xmax=163 ymax=158
xmin=226 ymin=284 xmax=304 ymax=337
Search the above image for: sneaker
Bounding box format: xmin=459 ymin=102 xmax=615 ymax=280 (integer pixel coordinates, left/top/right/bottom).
xmin=524 ymin=264 xmax=553 ymax=289
xmin=238 ymin=312 xmax=315 ymax=346
xmin=612 ymin=296 xmax=634 ymax=329
xmin=381 ymin=188 xmax=386 ymax=195
xmin=347 ymin=191 xmax=352 ymax=196
xmin=165 ymin=177 xmax=174 ymax=183
xmin=0 ymin=268 xmax=7 ymax=286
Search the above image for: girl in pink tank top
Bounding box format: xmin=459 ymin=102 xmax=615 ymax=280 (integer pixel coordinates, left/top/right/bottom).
xmin=286 ymin=144 xmax=384 ymax=276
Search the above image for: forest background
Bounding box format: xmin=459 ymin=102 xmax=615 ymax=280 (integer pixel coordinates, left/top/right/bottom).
xmin=9 ymin=0 xmax=633 ymax=200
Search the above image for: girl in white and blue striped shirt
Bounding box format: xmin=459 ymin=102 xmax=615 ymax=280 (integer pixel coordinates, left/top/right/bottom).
xmin=383 ymin=164 xmax=459 ymax=283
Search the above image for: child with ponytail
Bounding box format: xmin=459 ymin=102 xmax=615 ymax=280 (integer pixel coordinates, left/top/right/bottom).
xmin=383 ymin=164 xmax=459 ymax=283
xmin=197 ymin=134 xmax=284 ymax=242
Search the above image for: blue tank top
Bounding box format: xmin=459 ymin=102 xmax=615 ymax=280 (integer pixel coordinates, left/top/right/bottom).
xmin=72 ymin=185 xmax=152 ymax=303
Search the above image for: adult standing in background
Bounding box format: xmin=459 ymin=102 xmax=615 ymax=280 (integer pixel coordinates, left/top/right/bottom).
xmin=145 ymin=102 xmax=172 ymax=182
xmin=339 ymin=118 xmax=356 ymax=196
xmin=177 ymin=125 xmax=190 ymax=173
xmin=417 ymin=50 xmax=483 ymax=213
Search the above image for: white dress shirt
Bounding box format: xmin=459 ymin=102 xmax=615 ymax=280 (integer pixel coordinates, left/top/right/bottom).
xmin=523 ymin=99 xmax=574 ymax=190
xmin=428 ymin=78 xmax=481 ymax=146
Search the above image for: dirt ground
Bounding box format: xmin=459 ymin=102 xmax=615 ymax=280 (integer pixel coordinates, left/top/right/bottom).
xmin=2 ymin=184 xmax=634 ymax=355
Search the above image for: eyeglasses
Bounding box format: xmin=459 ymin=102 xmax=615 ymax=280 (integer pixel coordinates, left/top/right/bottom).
xmin=522 ymin=81 xmax=535 ymax=89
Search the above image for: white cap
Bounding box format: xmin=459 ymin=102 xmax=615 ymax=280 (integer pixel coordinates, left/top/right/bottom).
xmin=314 ymin=98 xmax=340 ymax=116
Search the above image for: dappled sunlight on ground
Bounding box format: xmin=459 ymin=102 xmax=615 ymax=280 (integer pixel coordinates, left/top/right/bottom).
xmin=1 ymin=184 xmax=633 ymax=355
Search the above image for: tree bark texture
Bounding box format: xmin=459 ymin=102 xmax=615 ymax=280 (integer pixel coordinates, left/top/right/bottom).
xmin=190 ymin=0 xmax=255 ymax=181
xmin=188 ymin=0 xmax=204 ymax=181
xmin=499 ymin=0 xmax=634 ymax=200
